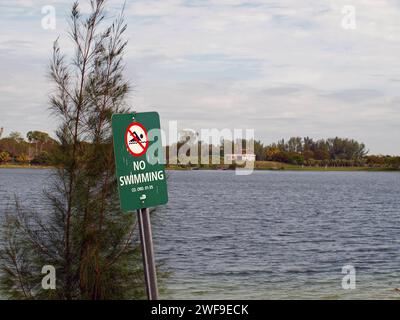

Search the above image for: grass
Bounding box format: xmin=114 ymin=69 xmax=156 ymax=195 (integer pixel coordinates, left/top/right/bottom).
xmin=166 ymin=161 xmax=399 ymax=172
xmin=0 ymin=163 xmax=53 ymax=169
xmin=2 ymin=162 xmax=398 ymax=172
xmin=254 ymin=161 xmax=398 ymax=171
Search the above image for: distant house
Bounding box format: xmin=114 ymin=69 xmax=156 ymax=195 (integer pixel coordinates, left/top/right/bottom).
xmin=225 ymin=152 xmax=256 ymax=162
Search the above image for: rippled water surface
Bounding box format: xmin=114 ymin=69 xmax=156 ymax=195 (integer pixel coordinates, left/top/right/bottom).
xmin=1 ymin=169 xmax=400 ymax=299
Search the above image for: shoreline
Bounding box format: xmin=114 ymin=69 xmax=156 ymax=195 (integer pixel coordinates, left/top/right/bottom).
xmin=1 ymin=163 xmax=399 ymax=172
xmin=0 ymin=164 xmax=54 ymax=170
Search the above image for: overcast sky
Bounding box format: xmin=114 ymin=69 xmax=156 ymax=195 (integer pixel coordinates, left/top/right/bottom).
xmin=1 ymin=0 xmax=400 ymax=154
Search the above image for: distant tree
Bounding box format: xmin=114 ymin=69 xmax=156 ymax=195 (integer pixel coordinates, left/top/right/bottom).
xmin=27 ymin=131 xmax=50 ymax=156
xmin=326 ymin=137 xmax=367 ymax=160
xmin=389 ymin=157 xmax=400 ymax=169
xmin=287 ymin=137 xmax=303 ymax=153
xmin=302 ymin=150 xmax=314 ymax=160
xmin=265 ymin=144 xmax=280 ymax=161
xmin=8 ymin=132 xmax=24 ymax=143
xmin=15 ymin=153 xmax=29 ymax=163
xmin=253 ymin=140 xmax=265 ymax=161
xmin=0 ymin=151 xmax=11 ymax=163
xmin=263 ymin=136 xmax=369 ymax=165
xmin=0 ymin=127 xmax=3 ymax=138
xmin=0 ymin=136 xmax=29 ymax=159
xmin=31 ymin=151 xmax=51 ymax=165
xmin=303 ymin=136 xmax=314 ymax=152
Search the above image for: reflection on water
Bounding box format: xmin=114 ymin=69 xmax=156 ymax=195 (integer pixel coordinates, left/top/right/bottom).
xmin=1 ymin=169 xmax=400 ymax=299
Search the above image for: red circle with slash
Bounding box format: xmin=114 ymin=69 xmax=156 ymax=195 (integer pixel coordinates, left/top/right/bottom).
xmin=125 ymin=122 xmax=149 ymax=157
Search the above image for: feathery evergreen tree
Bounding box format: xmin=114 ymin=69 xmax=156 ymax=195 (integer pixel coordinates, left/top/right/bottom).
xmin=0 ymin=0 xmax=148 ymax=299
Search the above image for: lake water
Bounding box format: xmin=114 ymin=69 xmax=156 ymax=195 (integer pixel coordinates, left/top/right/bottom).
xmin=1 ymin=169 xmax=400 ymax=299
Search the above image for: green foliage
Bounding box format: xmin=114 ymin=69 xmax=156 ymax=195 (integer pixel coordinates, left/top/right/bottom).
xmin=0 ymin=0 xmax=150 ymax=300
xmin=15 ymin=153 xmax=29 ymax=163
xmin=26 ymin=131 xmax=52 ymax=158
xmin=8 ymin=132 xmax=24 ymax=143
xmin=0 ymin=151 xmax=11 ymax=163
xmin=265 ymin=137 xmax=368 ymax=166
xmin=0 ymin=130 xmax=57 ymax=163
xmin=31 ymin=151 xmax=51 ymax=165
xmin=253 ymin=140 xmax=265 ymax=161
xmin=0 ymin=132 xmax=30 ymax=160
xmin=26 ymin=131 xmax=49 ymax=144
xmin=365 ymin=155 xmax=400 ymax=169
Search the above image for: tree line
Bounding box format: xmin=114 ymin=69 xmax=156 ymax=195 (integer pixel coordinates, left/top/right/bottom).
xmin=1 ymin=131 xmax=400 ymax=169
xmin=0 ymin=130 xmax=57 ymax=164
xmin=252 ymin=137 xmax=400 ymax=169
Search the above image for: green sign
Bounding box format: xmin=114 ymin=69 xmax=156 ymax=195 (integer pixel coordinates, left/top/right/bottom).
xmin=112 ymin=112 xmax=168 ymax=212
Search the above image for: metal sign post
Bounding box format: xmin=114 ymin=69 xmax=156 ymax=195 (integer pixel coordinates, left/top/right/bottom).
xmin=137 ymin=208 xmax=159 ymax=300
xmin=111 ymin=112 xmax=168 ymax=300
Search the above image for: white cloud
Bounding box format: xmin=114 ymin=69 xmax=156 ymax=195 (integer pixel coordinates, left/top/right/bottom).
xmin=1 ymin=0 xmax=400 ymax=153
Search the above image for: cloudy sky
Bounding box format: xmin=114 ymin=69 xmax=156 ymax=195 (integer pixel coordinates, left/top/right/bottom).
xmin=1 ymin=0 xmax=400 ymax=154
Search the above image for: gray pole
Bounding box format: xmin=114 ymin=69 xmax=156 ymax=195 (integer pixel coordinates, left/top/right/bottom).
xmin=137 ymin=208 xmax=159 ymax=300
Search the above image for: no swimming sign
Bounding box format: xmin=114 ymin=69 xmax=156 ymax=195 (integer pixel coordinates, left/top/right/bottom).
xmin=112 ymin=112 xmax=168 ymax=212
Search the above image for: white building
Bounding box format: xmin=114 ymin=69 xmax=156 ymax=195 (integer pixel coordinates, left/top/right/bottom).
xmin=225 ymin=153 xmax=256 ymax=162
